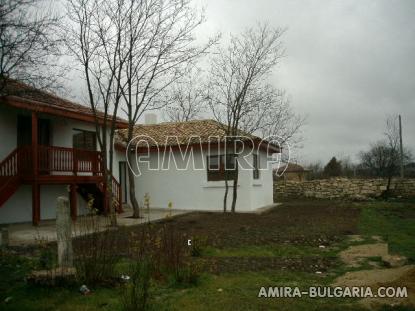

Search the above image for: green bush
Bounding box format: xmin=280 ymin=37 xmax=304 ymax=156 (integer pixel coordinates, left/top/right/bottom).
xmin=121 ymin=258 xmax=153 ymax=311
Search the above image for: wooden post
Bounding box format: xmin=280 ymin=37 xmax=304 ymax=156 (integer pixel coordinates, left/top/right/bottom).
xmin=73 ymin=149 xmax=77 ymax=176
xmin=32 ymin=183 xmax=40 ymax=225
xmin=32 ymin=112 xmax=40 ymax=226
xmin=70 ymin=184 xmax=77 ymax=221
xmin=32 ymin=112 xmax=38 ymax=176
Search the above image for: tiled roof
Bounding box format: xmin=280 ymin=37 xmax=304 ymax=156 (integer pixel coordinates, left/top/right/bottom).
xmin=116 ymin=119 xmax=268 ymax=148
xmin=277 ymin=163 xmax=307 ymax=173
xmin=0 ymin=78 xmax=127 ymax=126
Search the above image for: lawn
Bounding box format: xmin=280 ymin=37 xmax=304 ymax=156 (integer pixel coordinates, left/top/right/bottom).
xmin=1 ymin=199 xmax=414 ymax=311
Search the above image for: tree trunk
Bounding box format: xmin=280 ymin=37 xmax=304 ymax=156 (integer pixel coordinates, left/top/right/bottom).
xmin=223 ymin=179 xmax=228 ymax=213
xmin=108 ymin=133 xmax=117 ymax=227
xmin=128 ymin=151 xmax=141 ymax=218
xmin=231 ymin=164 xmax=238 ymax=213
xmin=107 ymin=173 xmax=117 ymax=226
xmin=384 ymin=175 xmax=393 ymax=199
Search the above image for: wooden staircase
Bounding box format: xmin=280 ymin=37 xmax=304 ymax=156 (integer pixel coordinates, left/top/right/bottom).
xmin=0 ymin=146 xmax=122 ymax=215
xmin=0 ymin=175 xmax=20 ymax=207
xmin=0 ymin=146 xmax=30 ymax=207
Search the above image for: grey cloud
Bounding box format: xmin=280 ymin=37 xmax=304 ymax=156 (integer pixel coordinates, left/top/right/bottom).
xmin=199 ymin=0 xmax=415 ymax=164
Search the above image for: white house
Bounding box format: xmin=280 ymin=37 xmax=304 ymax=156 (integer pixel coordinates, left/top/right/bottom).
xmin=115 ymin=119 xmax=278 ymax=212
xmin=0 ymin=80 xmax=277 ymax=225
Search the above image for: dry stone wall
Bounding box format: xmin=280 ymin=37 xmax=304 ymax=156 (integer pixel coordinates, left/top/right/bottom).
xmin=274 ymin=178 xmax=415 ymax=200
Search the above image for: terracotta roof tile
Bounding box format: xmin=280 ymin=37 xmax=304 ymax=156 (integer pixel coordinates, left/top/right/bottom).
xmin=116 ymin=119 xmax=263 ymax=148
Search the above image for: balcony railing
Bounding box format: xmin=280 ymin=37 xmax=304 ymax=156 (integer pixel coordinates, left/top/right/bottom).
xmin=38 ymin=145 xmax=103 ymax=175
xmin=0 ymin=145 xmax=104 ymax=177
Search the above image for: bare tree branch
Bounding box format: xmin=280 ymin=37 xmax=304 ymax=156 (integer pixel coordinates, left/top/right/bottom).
xmin=207 ymin=23 xmax=303 ymax=212
xmin=162 ymin=67 xmax=207 ymax=122
xmin=0 ymin=0 xmax=65 ymax=92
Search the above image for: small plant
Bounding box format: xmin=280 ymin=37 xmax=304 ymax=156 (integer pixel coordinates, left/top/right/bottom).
xmin=167 ymin=201 xmax=173 ymax=219
xmin=190 ymin=235 xmax=208 ymax=257
xmin=121 ymin=258 xmax=153 ymax=311
xmin=144 ymin=193 xmax=151 ymax=221
xmin=169 ymin=260 xmax=202 ymax=287
xmin=35 ymin=235 xmax=55 ymax=270
xmin=73 ymin=200 xmax=122 ymax=286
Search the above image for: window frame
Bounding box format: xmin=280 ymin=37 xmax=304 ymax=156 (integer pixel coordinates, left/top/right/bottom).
xmin=207 ymin=154 xmax=237 ymax=181
xmin=73 ymin=128 xmax=97 ymax=151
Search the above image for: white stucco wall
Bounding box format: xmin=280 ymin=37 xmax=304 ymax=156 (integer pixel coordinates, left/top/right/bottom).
xmin=0 ymin=185 xmax=90 ymax=224
xmin=120 ymin=145 xmax=275 ymax=212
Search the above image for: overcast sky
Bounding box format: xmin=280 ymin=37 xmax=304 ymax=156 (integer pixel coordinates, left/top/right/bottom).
xmin=193 ymin=0 xmax=415 ymax=165
xmin=65 ymin=0 xmax=415 ymax=165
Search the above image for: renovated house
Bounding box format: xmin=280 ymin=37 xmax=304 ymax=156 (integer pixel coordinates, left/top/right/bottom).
xmin=1 ymin=81 xmax=278 ymax=225
xmin=0 ymin=80 xmax=127 ymax=225
xmin=115 ymin=119 xmax=278 ymax=212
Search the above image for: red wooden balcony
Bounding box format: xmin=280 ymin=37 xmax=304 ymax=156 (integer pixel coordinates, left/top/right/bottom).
xmin=1 ymin=145 xmax=104 ymax=178
xmin=0 ymin=145 xmax=122 ymax=225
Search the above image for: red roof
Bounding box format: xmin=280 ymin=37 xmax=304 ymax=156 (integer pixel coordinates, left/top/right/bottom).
xmin=0 ymin=78 xmax=128 ymax=128
xmin=116 ymin=119 xmax=281 ymax=153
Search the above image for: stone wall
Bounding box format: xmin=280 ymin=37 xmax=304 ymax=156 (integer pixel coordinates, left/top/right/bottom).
xmin=274 ymin=178 xmax=415 ymax=200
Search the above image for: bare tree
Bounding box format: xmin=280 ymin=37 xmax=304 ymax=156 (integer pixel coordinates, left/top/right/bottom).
xmin=163 ymin=67 xmax=207 ymax=122
xmin=0 ymin=0 xmax=64 ymax=92
xmin=66 ymin=0 xmax=130 ymax=225
xmin=359 ymin=115 xmax=412 ymax=197
xmin=118 ymin=0 xmax=217 ymax=218
xmin=207 ymin=23 xmax=303 ymax=213
xmin=305 ymin=161 xmax=324 ymax=180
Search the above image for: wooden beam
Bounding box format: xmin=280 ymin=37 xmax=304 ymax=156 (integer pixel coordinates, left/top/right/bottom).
xmin=32 ymin=112 xmax=40 ymax=226
xmin=32 ymin=112 xmax=38 ymax=177
xmin=70 ymin=184 xmax=77 ymax=221
xmin=32 ymin=183 xmax=40 ymax=226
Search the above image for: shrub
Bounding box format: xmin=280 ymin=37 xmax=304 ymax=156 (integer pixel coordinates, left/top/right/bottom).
xmin=121 ymin=258 xmax=153 ymax=311
xmin=169 ymin=260 xmax=202 ymax=287
xmin=128 ymin=222 xmax=202 ymax=287
xmin=190 ymin=235 xmax=208 ymax=257
xmin=73 ymin=211 xmax=122 ymax=286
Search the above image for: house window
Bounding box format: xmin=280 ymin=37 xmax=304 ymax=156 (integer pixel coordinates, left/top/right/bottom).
xmin=207 ymin=154 xmax=237 ymax=181
xmin=253 ymin=153 xmax=260 ymax=179
xmin=73 ymin=129 xmax=97 ymax=151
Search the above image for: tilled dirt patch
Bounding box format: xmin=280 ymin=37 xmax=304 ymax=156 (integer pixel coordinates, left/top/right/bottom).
xmin=333 ymin=266 xmax=415 ymax=309
xmin=135 ymin=200 xmax=361 ymax=249
xmin=333 ymin=265 xmax=415 ymax=287
xmin=202 ymin=256 xmax=338 ymax=274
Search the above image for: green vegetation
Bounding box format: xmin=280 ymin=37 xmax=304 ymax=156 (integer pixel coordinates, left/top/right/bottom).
xmin=0 ymin=200 xmax=414 ymax=310
xmin=358 ymin=201 xmax=415 ymax=262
